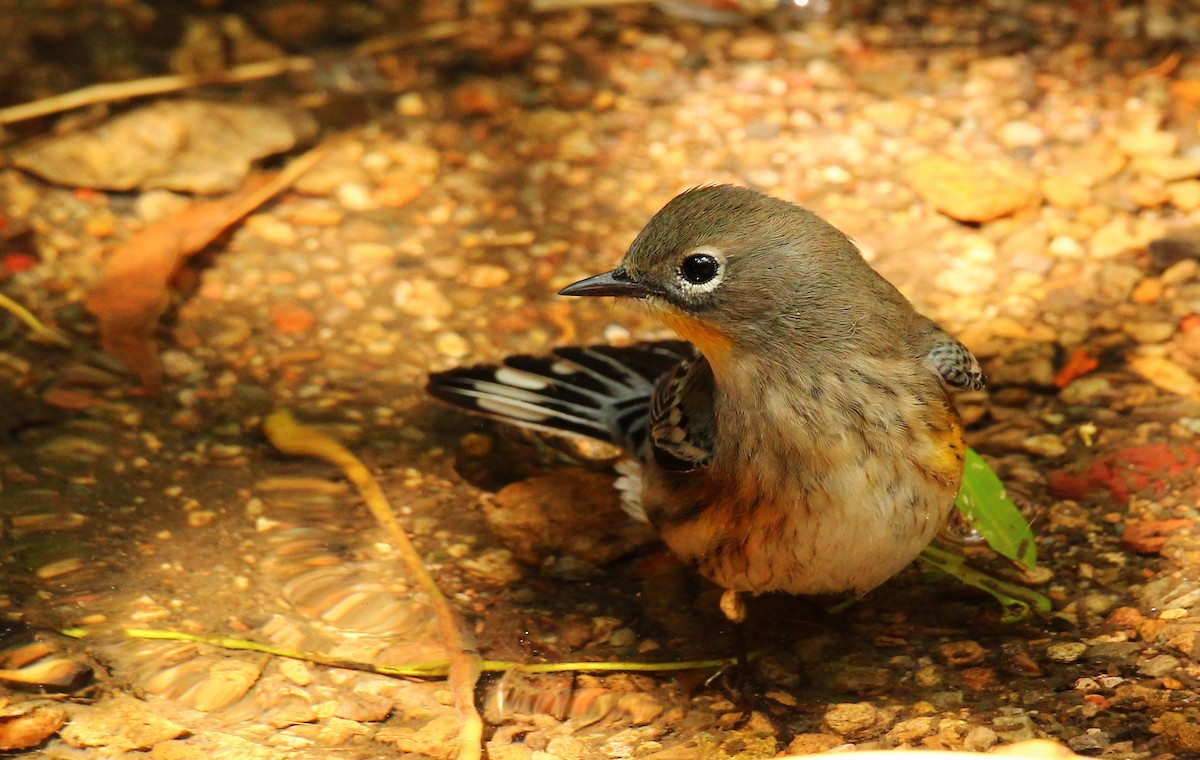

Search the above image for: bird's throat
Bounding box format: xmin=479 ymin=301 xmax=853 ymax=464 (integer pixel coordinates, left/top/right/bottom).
xmin=657 ymin=310 xmax=736 ymax=372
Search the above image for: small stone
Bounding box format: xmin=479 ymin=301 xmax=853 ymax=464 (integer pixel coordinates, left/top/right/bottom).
xmin=1131 ymin=277 xmax=1164 ymax=303
xmin=394 ymin=279 xmax=453 ymax=319
xmin=1162 ymin=721 xmax=1200 ymax=754
xmin=1059 ymin=377 xmax=1112 ymax=405
xmin=434 ymin=332 xmax=470 ymax=358
xmin=908 ymin=156 xmax=1040 ymax=222
xmin=1129 ymin=352 xmax=1200 ymax=399
xmin=463 ymin=264 xmax=511 ymax=289
xmin=0 ymin=703 xmax=67 ymax=751
xmin=938 ymin=640 xmax=987 ymax=667
xmin=1048 ymin=235 xmax=1085 ymax=257
xmin=992 ymin=709 xmax=1037 ymax=743
xmin=486 ymin=742 xmax=533 ymax=760
xmin=999 ymin=120 xmax=1044 ymax=148
xmin=459 ymin=548 xmax=523 ymax=583
xmin=1123 ymin=321 xmax=1175 ymax=344
xmin=1023 ymin=433 xmax=1067 ymax=457
xmin=347 ymin=242 xmax=395 ymax=262
xmin=336 ymin=182 xmax=375 ymax=211
xmin=822 ymin=702 xmax=890 ymax=741
xmin=886 ymin=716 xmax=937 ymax=744
xmin=1117 ymin=130 xmax=1177 ymax=157
xmin=1058 ymin=143 xmax=1126 ymax=187
xmin=1137 ymin=653 xmax=1181 ymax=678
xmin=1042 ymin=176 xmax=1091 ymax=209
xmin=960 ymin=667 xmax=999 ymax=692
xmin=1089 ymin=217 xmax=1140 ymax=258
xmin=453 ymin=79 xmax=509 ymax=116
xmin=1139 ymin=156 xmax=1200 ymax=182
xmin=963 ymin=725 xmax=999 ymax=752
xmin=1122 ymin=519 xmax=1194 ymax=554
xmin=1046 ymin=642 xmax=1088 ymax=663
xmin=1068 ymin=728 xmax=1111 ymax=753
xmin=61 ymin=695 xmax=186 ymax=750
xmin=334 ymin=692 xmax=393 ymax=722
xmin=1167 ymin=180 xmax=1200 ymax=211
xmin=785 ymin=734 xmax=844 ymax=754
xmin=728 ymin=35 xmax=775 ymax=60
xmin=1161 ymin=259 xmax=1198 ymax=285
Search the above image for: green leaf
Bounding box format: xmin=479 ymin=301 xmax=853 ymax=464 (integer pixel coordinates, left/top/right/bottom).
xmin=955 ymin=447 xmax=1037 ymax=570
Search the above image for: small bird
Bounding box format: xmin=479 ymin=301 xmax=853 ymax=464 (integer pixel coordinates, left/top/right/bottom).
xmin=428 ymin=185 xmax=983 ymax=621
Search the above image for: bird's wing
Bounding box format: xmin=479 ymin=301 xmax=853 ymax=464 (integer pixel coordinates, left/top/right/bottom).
xmin=427 ymin=340 xmax=693 ymax=452
xmin=648 ymin=352 xmax=716 ymax=471
xmin=924 ymin=327 xmax=985 ymax=391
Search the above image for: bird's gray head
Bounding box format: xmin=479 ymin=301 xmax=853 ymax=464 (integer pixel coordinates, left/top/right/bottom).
xmin=561 ymin=185 xmax=908 ymax=360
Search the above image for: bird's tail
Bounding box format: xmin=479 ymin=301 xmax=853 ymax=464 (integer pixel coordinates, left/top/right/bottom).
xmin=426 ymin=340 xmax=692 ymax=454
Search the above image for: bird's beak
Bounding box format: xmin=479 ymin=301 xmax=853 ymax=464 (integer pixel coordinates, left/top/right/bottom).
xmin=558 ymin=267 xmax=652 ymax=299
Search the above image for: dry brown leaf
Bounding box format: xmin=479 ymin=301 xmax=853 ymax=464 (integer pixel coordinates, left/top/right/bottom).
xmin=12 ymin=100 xmax=315 ymax=194
xmin=85 ymin=141 xmax=335 ymax=391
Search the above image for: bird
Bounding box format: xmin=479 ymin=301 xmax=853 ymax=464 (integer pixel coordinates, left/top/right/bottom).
xmin=427 ymin=184 xmax=983 ymax=621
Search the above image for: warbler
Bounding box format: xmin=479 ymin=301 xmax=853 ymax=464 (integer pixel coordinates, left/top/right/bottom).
xmin=428 ymin=184 xmax=983 ymax=620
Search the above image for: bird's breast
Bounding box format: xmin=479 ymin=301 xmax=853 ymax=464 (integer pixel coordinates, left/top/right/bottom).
xmin=643 ymin=360 xmax=965 ymax=595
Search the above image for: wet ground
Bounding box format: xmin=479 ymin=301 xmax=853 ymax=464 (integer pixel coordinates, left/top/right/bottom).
xmin=2 ymin=1 xmax=1200 ymax=757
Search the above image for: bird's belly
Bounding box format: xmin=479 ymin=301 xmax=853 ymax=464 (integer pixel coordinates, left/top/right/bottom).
xmin=646 ymin=420 xmax=964 ymax=596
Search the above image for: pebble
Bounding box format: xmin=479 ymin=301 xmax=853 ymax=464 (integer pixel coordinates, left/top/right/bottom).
xmin=1162 ymin=720 xmax=1200 ymax=755
xmin=1130 ymin=277 xmax=1164 ymax=303
xmin=785 ymin=734 xmax=844 ymax=755
xmin=907 ymin=156 xmax=1040 ymax=222
xmin=434 ymin=332 xmax=469 ymax=358
xmin=60 ymin=695 xmax=186 ymax=750
xmin=1123 ymin=321 xmax=1175 ymax=344
xmin=1058 ymin=142 xmax=1126 ymax=187
xmin=0 ymin=703 xmax=67 ymax=751
xmin=35 ymin=435 xmax=111 ymax=465
xmin=1068 ymin=728 xmax=1111 ymax=753
xmin=991 ymin=709 xmax=1037 ymax=743
xmin=459 ymin=548 xmax=523 ymax=583
xmin=1041 ymin=176 xmax=1091 ymax=209
xmin=463 ymin=264 xmax=511 ymax=289
xmin=1117 ymin=130 xmax=1177 ymax=157
xmin=1046 ymin=641 xmax=1088 ymax=663
xmin=822 ymin=702 xmax=890 ymax=741
xmin=999 ymin=120 xmax=1044 ymax=148
xmin=1089 ymin=216 xmax=1139 ymax=258
xmin=394 ymin=278 xmax=454 ymax=319
xmin=886 ymin=716 xmax=937 ymax=744
xmin=962 ymin=726 xmax=999 ymax=752
xmin=1168 ymin=180 xmax=1200 ymax=210
xmin=1139 ymin=155 xmax=1200 ymax=182
xmin=1137 ymin=653 xmax=1181 ymax=678
xmin=1023 ymin=433 xmax=1067 ymax=457
xmin=937 ymin=640 xmax=987 ymax=667
xmin=1059 ymin=376 xmax=1111 ymax=405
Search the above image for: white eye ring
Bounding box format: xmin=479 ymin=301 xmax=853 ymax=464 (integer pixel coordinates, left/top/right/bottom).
xmin=677 ymin=246 xmax=726 ymax=295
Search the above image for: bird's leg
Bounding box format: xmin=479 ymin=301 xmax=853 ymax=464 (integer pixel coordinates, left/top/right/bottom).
xmin=717 ymin=590 xmax=795 ymax=745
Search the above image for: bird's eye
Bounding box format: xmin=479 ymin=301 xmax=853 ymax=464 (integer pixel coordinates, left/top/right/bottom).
xmin=680 ymin=253 xmax=721 ymax=285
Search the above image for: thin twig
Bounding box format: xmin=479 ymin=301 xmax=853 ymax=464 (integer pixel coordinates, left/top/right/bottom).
xmin=263 ymin=409 xmax=484 ymax=760
xmin=0 ymin=57 xmax=315 ymax=126
xmin=529 ymin=0 xmax=648 ymax=10
xmin=0 ymin=292 xmax=71 ymax=347
xmin=60 ymin=626 xmax=748 ymax=677
xmin=353 ymin=20 xmax=465 ymax=57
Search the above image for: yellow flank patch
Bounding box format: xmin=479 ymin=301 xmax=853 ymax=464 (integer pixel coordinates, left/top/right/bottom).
xmin=922 ymin=405 xmax=966 ymax=488
xmin=659 ymin=309 xmax=734 ymax=365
